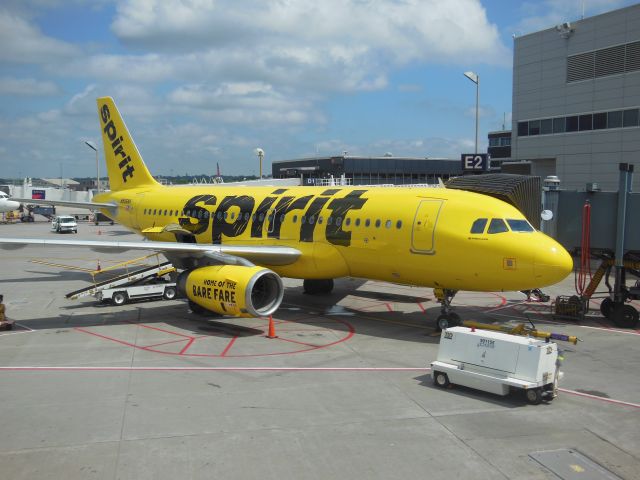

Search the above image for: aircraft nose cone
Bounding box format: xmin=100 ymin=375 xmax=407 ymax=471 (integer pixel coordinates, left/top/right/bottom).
xmin=534 ymin=240 xmax=573 ymax=286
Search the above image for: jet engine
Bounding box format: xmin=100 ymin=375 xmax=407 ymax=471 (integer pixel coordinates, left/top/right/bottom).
xmin=177 ymin=265 xmax=284 ymax=317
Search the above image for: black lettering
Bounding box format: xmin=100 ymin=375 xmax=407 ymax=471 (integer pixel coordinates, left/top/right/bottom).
xmin=113 ymin=145 xmax=127 ymax=159
xmin=224 ymin=290 xmax=230 ymax=302
xmin=299 ymin=193 xmax=337 ymax=242
xmin=118 ymin=156 xmax=131 ymax=168
xmin=211 ymin=195 xmax=255 ymax=244
xmin=103 ymin=120 xmax=116 ymax=141
xmin=101 ymin=105 xmax=110 ymax=123
xmin=251 ymin=196 xmax=277 ymax=238
xmin=326 ymin=190 xmax=368 ymax=247
xmin=179 ymin=194 xmax=216 ymax=236
xmin=207 ymin=287 xmax=212 ymax=299
xmin=230 ymin=291 xmax=236 ymax=303
xmin=111 ymin=136 xmax=123 ymax=149
xmin=268 ymin=195 xmax=312 ymax=239
xmin=122 ymin=164 xmax=135 ymax=182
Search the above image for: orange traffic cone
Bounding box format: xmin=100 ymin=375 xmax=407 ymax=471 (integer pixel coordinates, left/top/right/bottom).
xmin=266 ymin=315 xmax=277 ymax=339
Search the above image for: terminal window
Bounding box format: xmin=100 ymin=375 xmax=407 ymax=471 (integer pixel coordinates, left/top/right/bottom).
xmin=518 ymin=108 xmax=639 ymax=137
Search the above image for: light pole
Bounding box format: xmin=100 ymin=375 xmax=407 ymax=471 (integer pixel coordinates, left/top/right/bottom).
xmin=463 ymin=71 xmax=479 ymax=154
xmin=85 ymin=141 xmax=99 ymax=192
xmin=255 ymin=148 xmax=264 ymax=179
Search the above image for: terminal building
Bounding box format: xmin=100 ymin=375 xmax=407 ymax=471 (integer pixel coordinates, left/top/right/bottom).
xmin=510 ymin=4 xmax=640 ymax=191
xmin=271 ymin=156 xmax=462 ymax=186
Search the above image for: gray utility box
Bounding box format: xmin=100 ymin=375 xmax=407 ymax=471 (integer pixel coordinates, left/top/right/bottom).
xmin=431 ymin=327 xmax=559 ymax=404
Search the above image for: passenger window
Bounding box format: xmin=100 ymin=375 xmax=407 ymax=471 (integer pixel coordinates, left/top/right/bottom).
xmin=327 ymin=217 xmax=333 ymax=225
xmin=470 ymin=218 xmax=488 ymax=234
xmin=355 ymin=218 xmax=361 ymax=227
xmin=507 ymin=219 xmax=534 ymax=232
xmin=164 ymin=210 xmax=167 ymax=216
xmin=487 ymin=218 xmax=508 ymax=234
xmin=396 ymin=220 xmax=402 ymax=229
xmin=365 ymin=219 xmax=371 ymax=227
xmin=309 ymin=216 xmax=315 ymax=225
xmin=336 ymin=217 xmax=342 ymax=227
xmin=318 ymin=216 xmax=323 ymax=224
xmin=153 ymin=209 xmax=157 ymax=215
xmin=217 ymin=212 xmax=223 ymax=220
xmin=375 ymin=219 xmax=381 ymax=228
xmin=224 ymin=212 xmax=229 ymax=220
xmin=385 ymin=220 xmax=392 ymax=229
xmin=293 ymin=215 xmax=298 ymax=223
xmin=345 ymin=218 xmax=351 ymax=226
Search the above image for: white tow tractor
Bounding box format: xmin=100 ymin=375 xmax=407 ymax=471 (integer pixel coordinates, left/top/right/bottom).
xmin=431 ymin=326 xmax=562 ymax=404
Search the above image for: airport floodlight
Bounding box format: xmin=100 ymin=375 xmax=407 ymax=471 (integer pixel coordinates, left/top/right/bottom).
xmin=254 ymin=148 xmax=265 ymax=178
xmin=85 ymin=140 xmax=100 ymax=192
xmin=463 ymin=71 xmax=480 ymax=154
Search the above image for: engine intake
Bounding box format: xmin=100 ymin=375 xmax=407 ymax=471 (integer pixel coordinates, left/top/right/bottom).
xmin=177 ymin=265 xmax=284 ymax=317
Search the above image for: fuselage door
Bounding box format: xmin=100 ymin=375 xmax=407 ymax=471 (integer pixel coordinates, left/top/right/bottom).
xmin=411 ymin=199 xmax=443 ymax=254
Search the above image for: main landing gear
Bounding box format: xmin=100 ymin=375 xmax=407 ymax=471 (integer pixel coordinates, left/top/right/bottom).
xmin=434 ymin=288 xmax=460 ymax=331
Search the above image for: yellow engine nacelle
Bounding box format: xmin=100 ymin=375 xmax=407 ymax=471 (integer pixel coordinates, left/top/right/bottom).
xmin=177 ymin=265 xmax=284 ymax=317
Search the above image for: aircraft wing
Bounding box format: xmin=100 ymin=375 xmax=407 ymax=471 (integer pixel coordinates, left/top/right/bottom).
xmin=11 ymin=198 xmax=116 ymax=210
xmin=0 ymin=238 xmax=301 ymax=267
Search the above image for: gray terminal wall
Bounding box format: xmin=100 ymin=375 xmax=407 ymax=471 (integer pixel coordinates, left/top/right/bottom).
xmin=512 ymin=5 xmax=640 ymax=192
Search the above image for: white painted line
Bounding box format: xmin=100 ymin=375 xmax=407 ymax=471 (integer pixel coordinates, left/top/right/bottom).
xmin=559 ymin=388 xmax=640 ymax=409
xmin=577 ymin=325 xmax=640 ymax=336
xmin=0 ymin=366 xmax=432 ymax=372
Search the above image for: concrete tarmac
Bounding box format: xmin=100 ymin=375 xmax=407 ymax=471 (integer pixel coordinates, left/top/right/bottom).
xmin=0 ymin=219 xmax=639 ymax=479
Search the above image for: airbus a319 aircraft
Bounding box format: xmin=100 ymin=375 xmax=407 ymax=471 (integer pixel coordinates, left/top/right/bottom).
xmin=0 ymin=98 xmax=573 ymax=329
xmin=0 ymin=191 xmax=20 ymax=214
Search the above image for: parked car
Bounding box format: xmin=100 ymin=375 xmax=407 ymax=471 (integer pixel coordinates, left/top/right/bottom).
xmin=51 ymin=215 xmax=78 ymax=233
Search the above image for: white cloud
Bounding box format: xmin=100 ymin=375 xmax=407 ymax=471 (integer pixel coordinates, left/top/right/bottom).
xmin=0 ymin=10 xmax=79 ymax=64
xmin=0 ymin=77 xmax=60 ymax=95
xmin=107 ymin=0 xmax=509 ymax=93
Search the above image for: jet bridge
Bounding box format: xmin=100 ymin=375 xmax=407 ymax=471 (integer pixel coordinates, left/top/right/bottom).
xmin=544 ymin=163 xmax=639 ymax=328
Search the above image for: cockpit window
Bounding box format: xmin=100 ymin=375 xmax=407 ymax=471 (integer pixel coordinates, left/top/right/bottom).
xmin=507 ymin=219 xmax=534 ymax=232
xmin=470 ymin=218 xmax=488 ymax=234
xmin=487 ymin=218 xmax=509 ymax=234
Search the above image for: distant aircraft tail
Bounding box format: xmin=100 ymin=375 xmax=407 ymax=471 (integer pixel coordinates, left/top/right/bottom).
xmin=97 ymin=97 xmax=159 ymax=191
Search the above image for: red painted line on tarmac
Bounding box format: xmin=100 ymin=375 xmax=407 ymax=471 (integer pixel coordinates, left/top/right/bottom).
xmin=0 ymin=366 xmax=431 ymax=372
xmin=178 ymin=337 xmax=195 ymax=355
xmin=558 ymin=388 xmax=640 ymax=409
xmin=385 ymin=303 xmax=393 ymax=312
xmin=144 ymin=338 xmax=191 ymax=349
xmin=276 ymin=337 xmax=322 ymax=348
xmin=125 ymin=321 xmax=192 ymax=339
xmin=416 ymin=302 xmax=426 ymax=313
xmin=220 ymin=336 xmax=238 ymax=357
xmin=74 ymin=327 xmax=139 ymax=349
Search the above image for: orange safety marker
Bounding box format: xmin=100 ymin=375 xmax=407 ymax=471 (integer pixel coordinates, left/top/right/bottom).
xmin=266 ymin=315 xmax=278 ymax=339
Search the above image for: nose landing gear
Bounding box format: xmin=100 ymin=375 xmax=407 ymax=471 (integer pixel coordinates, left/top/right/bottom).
xmin=434 ymin=288 xmax=460 ymax=331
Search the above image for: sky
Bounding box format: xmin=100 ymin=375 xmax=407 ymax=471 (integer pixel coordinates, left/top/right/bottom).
xmin=0 ymin=0 xmax=637 ymax=179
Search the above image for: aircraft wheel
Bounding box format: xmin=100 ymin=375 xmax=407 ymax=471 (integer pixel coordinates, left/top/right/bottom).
xmin=433 ymin=371 xmax=450 ymax=388
xmin=303 ymin=279 xmax=334 ymax=295
xmin=526 ymin=388 xmax=543 ymax=405
xmin=436 ymin=313 xmax=460 ymax=331
xmin=163 ymin=286 xmax=177 ymax=300
xmin=600 ymin=298 xmax=614 ymax=318
xmin=112 ymin=291 xmax=128 ymax=306
xmin=610 ymin=304 xmax=639 ymax=328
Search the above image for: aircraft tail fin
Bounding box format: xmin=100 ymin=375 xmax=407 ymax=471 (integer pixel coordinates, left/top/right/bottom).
xmin=97 ymin=97 xmax=159 ymax=191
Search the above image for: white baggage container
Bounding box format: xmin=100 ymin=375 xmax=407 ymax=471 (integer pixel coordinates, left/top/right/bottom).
xmin=431 ymin=326 xmax=559 ymax=404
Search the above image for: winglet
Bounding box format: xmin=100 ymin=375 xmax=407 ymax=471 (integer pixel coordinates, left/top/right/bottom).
xmin=97 ymin=97 xmax=159 ymax=191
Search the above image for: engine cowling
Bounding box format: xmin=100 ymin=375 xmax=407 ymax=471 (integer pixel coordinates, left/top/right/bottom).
xmin=177 ymin=265 xmax=284 ymax=317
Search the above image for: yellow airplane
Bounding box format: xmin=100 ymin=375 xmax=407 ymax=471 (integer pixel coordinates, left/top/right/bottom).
xmin=1 ymin=97 xmax=573 ymax=329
